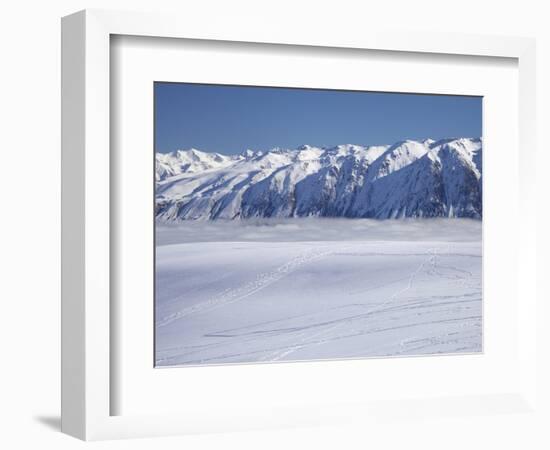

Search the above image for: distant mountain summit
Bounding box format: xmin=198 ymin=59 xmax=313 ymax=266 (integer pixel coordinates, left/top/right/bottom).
xmin=155 ymin=138 xmax=482 ymax=221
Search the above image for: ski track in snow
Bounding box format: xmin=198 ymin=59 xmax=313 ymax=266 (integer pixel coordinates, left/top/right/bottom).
xmin=156 ymin=245 xmax=339 ymax=328
xmin=258 ymin=246 xmax=438 ymax=362
xmin=155 ymin=231 xmax=482 ymax=366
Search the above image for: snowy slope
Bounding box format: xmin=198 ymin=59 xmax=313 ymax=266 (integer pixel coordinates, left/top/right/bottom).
xmin=155 ymin=220 xmax=482 ymax=366
xmin=155 ymin=148 xmax=236 ymax=181
xmin=155 ymin=138 xmax=482 ymax=221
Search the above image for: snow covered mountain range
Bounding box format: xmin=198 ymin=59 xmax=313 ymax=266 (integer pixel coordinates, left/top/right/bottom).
xmin=155 ymin=137 xmax=482 ymax=221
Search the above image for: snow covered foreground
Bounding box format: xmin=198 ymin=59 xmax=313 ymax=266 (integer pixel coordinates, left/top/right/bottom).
xmin=155 ymin=219 xmax=482 ymax=367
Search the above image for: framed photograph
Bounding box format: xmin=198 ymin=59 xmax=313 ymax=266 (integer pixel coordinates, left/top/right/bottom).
xmin=61 ymin=9 xmax=537 ymax=440
xmin=153 ymin=82 xmax=484 ymax=367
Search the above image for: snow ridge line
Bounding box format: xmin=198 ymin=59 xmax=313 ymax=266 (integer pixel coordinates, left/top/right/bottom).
xmin=156 ymin=138 xmax=483 ymax=221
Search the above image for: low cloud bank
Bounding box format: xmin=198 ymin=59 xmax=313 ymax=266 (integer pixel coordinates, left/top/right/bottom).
xmin=156 ymin=218 xmax=482 ymax=245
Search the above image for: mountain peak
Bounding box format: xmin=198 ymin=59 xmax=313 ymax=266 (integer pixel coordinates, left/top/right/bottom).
xmin=156 ymin=137 xmax=482 ymax=220
xmin=241 ymin=149 xmax=263 ymax=158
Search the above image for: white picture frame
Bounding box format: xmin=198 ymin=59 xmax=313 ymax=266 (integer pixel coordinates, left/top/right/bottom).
xmin=61 ymin=9 xmax=537 ymax=441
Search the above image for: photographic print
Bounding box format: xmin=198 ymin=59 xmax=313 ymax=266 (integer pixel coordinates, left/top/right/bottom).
xmin=154 ymin=83 xmax=482 ymax=367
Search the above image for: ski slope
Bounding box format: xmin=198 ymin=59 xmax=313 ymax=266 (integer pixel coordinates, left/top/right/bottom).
xmin=155 ymin=219 xmax=482 ymax=366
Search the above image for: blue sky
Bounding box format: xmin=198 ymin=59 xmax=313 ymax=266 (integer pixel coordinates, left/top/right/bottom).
xmin=155 ymin=82 xmax=482 ymax=155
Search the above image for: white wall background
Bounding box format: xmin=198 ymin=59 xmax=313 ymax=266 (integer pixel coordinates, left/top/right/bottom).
xmin=0 ymin=1 xmax=548 ymax=449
